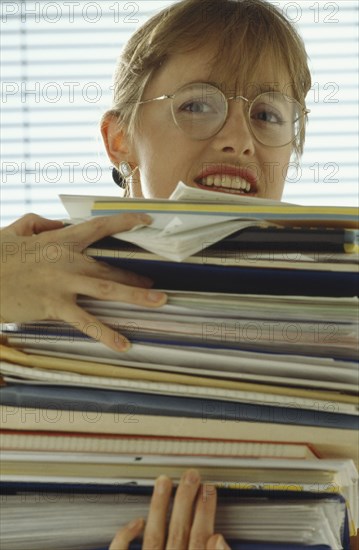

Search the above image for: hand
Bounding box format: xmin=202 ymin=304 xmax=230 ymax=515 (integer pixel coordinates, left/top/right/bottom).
xmin=0 ymin=213 xmax=167 ymax=351
xmin=109 ymin=469 xmax=231 ymax=550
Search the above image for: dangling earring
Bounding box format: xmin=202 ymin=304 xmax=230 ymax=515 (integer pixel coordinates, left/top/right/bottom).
xmin=118 ymin=161 xmax=138 ymax=198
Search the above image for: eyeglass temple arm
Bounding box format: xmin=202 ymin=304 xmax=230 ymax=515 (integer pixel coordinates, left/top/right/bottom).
xmin=137 ymin=95 xmax=172 ymax=105
xmin=294 ymin=109 xmax=311 ymax=123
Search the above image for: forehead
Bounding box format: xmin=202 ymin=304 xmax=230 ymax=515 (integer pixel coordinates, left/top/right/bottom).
xmin=144 ymin=45 xmax=292 ymax=99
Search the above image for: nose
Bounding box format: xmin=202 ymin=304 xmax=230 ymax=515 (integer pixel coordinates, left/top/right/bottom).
xmin=211 ymin=99 xmax=256 ymax=157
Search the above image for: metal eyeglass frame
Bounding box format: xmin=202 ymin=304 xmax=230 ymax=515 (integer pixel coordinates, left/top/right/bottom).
xmin=137 ymin=82 xmax=310 ymax=147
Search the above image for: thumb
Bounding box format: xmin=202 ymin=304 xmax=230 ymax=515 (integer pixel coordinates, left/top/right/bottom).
xmin=206 ymin=533 xmax=232 ymax=550
xmin=109 ymin=517 xmax=145 ymax=550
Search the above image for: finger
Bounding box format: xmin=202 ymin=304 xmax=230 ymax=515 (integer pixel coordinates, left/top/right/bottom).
xmin=189 ymin=484 xmax=217 ymax=549
xmin=60 ymin=303 xmax=132 ymax=352
xmin=78 ymin=259 xmax=154 ymax=289
xmin=206 ymin=534 xmax=231 ymax=550
xmin=28 ymin=217 xmax=65 ymax=235
xmin=57 ymin=213 xmax=152 ymax=251
xmin=109 ymin=517 xmax=145 ymax=550
xmin=69 ymin=274 xmax=167 ymax=309
xmin=143 ymin=475 xmax=173 ymax=550
xmin=4 ymin=213 xmax=64 ymax=237
xmin=165 ymin=469 xmax=201 ymax=550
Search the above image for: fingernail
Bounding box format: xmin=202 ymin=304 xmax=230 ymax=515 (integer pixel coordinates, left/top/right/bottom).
xmin=202 ymin=483 xmax=216 ymax=501
xmin=115 ymin=337 xmax=131 ymax=352
xmin=215 ymin=535 xmax=226 ymax=550
xmin=146 ymin=290 xmax=166 ymax=303
xmin=184 ymin=469 xmax=200 ymax=486
xmin=155 ymin=475 xmax=170 ymax=495
xmin=138 ymin=214 xmax=152 ymax=224
xmin=128 ymin=517 xmax=144 ymax=530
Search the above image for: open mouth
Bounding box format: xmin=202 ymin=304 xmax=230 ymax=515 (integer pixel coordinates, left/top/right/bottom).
xmin=194 ymin=175 xmax=257 ymax=195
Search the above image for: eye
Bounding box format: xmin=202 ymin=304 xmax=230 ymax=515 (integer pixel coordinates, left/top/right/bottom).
xmin=180 ymin=100 xmax=213 ymax=114
xmin=251 ymin=104 xmax=284 ymax=125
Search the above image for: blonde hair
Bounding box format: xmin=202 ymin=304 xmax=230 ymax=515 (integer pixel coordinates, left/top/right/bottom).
xmin=107 ymin=0 xmax=311 ymax=155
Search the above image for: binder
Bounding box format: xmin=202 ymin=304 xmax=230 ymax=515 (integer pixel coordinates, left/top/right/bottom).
xmin=1 ymin=482 xmax=351 ymax=550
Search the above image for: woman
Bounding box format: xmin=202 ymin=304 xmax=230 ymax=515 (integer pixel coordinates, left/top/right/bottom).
xmin=0 ymin=0 xmax=311 ymax=548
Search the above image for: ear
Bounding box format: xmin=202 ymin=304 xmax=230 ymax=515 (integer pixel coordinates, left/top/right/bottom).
xmin=101 ymin=112 xmax=136 ymax=167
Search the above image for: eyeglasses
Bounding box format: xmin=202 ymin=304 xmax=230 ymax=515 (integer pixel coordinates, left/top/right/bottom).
xmin=137 ymin=82 xmax=310 ymax=147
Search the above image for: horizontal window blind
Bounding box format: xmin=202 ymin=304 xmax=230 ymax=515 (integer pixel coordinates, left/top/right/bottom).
xmin=1 ymin=0 xmax=358 ymax=226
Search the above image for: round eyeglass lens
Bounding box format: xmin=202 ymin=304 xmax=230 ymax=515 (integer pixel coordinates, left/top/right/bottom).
xmin=248 ymin=92 xmax=303 ymax=147
xmin=172 ymin=83 xmax=227 ymax=140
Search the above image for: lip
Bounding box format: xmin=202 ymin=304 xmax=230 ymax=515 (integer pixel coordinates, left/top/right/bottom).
xmin=194 ymin=164 xmax=259 ymax=196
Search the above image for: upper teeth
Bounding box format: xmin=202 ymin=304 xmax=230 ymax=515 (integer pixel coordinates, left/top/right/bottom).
xmin=199 ymin=175 xmax=251 ymax=192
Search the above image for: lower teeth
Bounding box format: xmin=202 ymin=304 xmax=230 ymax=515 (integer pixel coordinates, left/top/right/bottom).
xmin=201 ymin=183 xmax=249 ymax=193
xmin=197 ymin=181 xmax=251 ymax=193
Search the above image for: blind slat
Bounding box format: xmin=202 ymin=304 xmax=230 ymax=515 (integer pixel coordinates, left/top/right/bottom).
xmin=1 ymin=0 xmax=358 ymax=226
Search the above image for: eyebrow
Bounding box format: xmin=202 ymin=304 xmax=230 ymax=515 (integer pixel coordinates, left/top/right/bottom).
xmin=168 ymin=80 xmax=283 ymax=98
xmin=195 ymin=81 xmax=281 ymax=95
xmin=177 ymin=80 xmax=220 ymax=88
xmin=258 ymin=83 xmax=281 ymax=93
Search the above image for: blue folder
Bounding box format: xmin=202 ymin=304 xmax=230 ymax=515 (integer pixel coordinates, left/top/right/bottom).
xmin=96 ymin=255 xmax=359 ymax=298
xmin=1 ymin=383 xmax=357 ymax=429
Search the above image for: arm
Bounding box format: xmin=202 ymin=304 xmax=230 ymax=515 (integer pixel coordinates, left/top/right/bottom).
xmin=0 ymin=213 xmax=167 ymax=351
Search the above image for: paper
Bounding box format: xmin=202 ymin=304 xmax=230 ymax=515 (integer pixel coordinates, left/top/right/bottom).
xmin=112 ymin=218 xmax=265 ymax=261
xmin=170 ymin=180 xmax=288 ymax=204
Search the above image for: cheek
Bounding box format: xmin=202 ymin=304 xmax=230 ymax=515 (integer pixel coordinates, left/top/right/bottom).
xmin=137 ymin=142 xmax=188 ymax=198
xmin=135 ymin=132 xmax=206 ymax=198
xmin=256 ymin=147 xmax=291 ymax=200
xmin=279 ymin=150 xmax=293 ymax=180
xmin=264 ymin=148 xmax=292 ymax=184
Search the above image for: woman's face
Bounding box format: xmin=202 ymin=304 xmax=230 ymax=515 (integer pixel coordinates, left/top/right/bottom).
xmin=106 ymin=46 xmax=294 ymax=200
